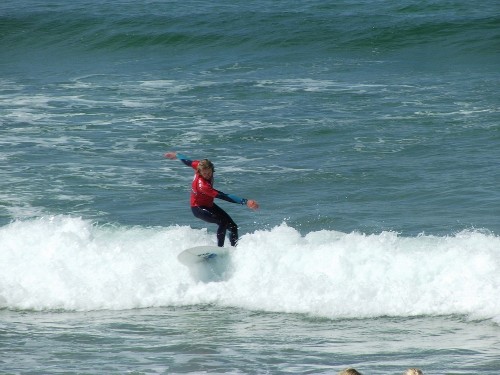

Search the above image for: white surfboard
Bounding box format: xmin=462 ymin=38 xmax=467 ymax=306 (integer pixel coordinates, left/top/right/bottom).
xmin=178 ymin=246 xmax=232 ymax=282
xmin=177 ymin=246 xmax=230 ymax=266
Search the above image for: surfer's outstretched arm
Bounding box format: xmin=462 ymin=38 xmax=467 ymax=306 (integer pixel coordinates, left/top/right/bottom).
xmin=164 ymin=151 xmax=192 ymax=167
xmin=164 ymin=151 xmax=259 ymax=210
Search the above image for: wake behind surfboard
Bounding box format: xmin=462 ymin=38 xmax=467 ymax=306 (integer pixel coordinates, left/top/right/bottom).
xmin=178 ymin=246 xmax=232 ymax=282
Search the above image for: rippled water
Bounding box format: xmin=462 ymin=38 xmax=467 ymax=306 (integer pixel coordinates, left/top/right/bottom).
xmin=1 ymin=0 xmax=499 ymax=373
xmin=2 ymin=307 xmax=500 ymax=374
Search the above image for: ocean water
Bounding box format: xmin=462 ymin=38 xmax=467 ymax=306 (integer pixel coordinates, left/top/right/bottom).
xmin=1 ymin=0 xmax=500 ymax=374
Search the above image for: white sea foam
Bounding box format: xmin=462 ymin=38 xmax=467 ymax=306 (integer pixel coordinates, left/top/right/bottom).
xmin=256 ymin=78 xmax=388 ymax=93
xmin=1 ymin=216 xmax=499 ymax=323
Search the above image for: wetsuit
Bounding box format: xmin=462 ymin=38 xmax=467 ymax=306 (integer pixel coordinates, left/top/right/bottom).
xmin=177 ymin=154 xmax=248 ymax=247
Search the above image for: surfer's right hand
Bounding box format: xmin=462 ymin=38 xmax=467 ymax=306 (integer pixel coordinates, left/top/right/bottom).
xmin=164 ymin=152 xmax=177 ymax=159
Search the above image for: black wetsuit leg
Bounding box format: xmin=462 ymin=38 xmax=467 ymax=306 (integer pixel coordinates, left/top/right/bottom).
xmin=191 ymin=204 xmax=239 ymax=247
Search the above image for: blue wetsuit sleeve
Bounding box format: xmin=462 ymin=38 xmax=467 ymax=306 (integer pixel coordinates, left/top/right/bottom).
xmin=176 ymin=153 xmax=193 ymax=167
xmin=216 ymin=191 xmax=248 ymax=205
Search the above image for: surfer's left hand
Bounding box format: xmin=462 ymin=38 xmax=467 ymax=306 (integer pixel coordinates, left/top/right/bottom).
xmin=247 ymin=200 xmax=259 ymax=210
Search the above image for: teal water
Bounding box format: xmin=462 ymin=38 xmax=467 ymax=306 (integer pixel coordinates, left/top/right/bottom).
xmin=2 ymin=307 xmax=500 ymax=374
xmin=1 ymin=1 xmax=499 ymax=234
xmin=1 ymin=0 xmax=500 ymax=373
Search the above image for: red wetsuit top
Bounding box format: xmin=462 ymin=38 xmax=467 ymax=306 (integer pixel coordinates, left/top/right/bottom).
xmin=190 ymin=160 xmax=218 ymax=207
xmin=178 ymin=155 xmax=247 ymax=208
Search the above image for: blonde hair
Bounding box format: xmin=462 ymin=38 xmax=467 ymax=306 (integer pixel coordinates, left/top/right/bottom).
xmin=339 ymin=369 xmax=362 ymax=375
xmin=197 ymin=159 xmax=214 ymax=173
xmin=404 ymin=369 xmax=423 ymax=375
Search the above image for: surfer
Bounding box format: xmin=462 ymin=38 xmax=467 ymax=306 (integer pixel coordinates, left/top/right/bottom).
xmin=164 ymin=152 xmax=259 ymax=247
